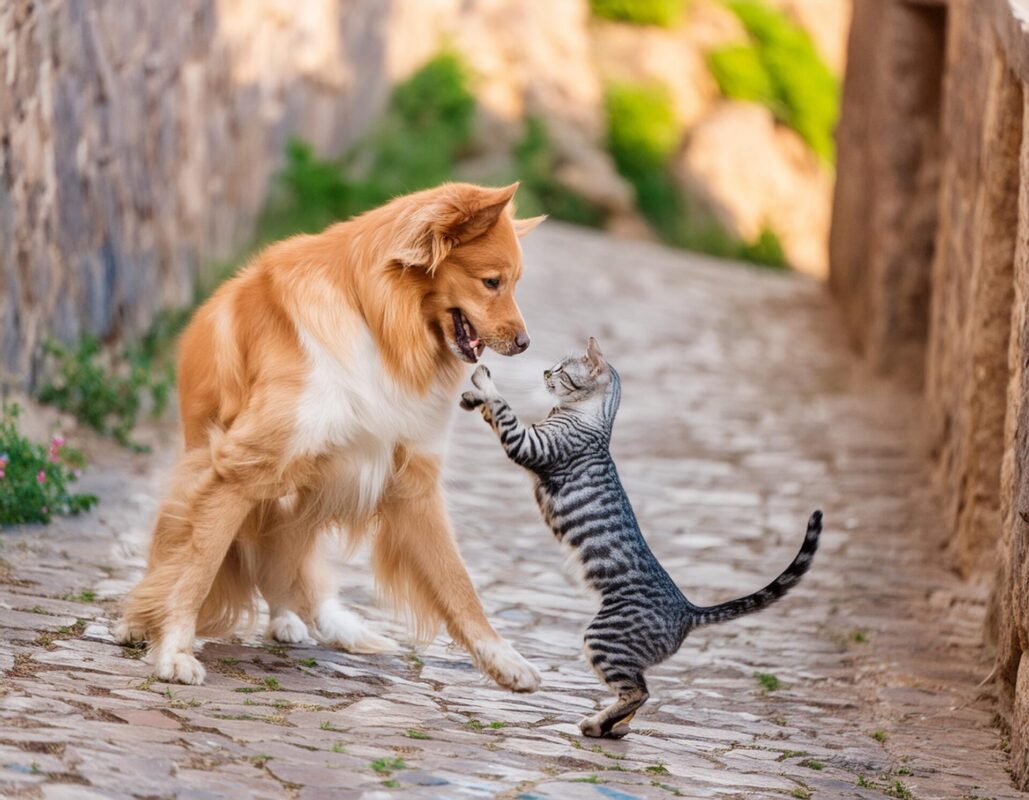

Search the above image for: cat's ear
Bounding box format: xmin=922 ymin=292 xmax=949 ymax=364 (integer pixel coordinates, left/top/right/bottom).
xmin=586 ymin=337 xmax=607 ymax=376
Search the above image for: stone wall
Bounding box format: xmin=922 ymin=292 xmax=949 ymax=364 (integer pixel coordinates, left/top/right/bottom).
xmin=830 ymin=0 xmax=1029 ymax=785
xmin=0 ymin=0 xmax=623 ymax=390
xmin=0 ymin=0 xmax=396 ymax=388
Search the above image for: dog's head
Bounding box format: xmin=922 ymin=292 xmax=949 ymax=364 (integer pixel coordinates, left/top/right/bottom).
xmin=391 ymin=182 xmax=544 ymax=364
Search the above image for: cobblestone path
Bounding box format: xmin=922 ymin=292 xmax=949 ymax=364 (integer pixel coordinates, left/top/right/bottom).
xmin=0 ymin=225 xmax=1019 ymax=799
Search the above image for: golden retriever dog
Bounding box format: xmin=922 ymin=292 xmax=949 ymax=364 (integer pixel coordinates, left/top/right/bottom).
xmin=115 ymin=182 xmax=545 ymax=691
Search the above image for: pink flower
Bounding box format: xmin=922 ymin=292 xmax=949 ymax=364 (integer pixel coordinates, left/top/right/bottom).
xmin=50 ymin=435 xmax=65 ymax=448
xmin=37 ymin=470 xmax=46 ymax=485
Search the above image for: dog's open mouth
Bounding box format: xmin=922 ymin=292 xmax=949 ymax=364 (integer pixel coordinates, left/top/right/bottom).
xmin=451 ymin=308 xmax=485 ymax=363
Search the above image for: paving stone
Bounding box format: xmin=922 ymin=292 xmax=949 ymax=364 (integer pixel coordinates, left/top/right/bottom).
xmin=0 ymin=226 xmax=1021 ymax=798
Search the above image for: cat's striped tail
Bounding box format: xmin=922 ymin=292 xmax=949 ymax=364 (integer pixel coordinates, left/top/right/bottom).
xmin=692 ymin=510 xmax=822 ymax=628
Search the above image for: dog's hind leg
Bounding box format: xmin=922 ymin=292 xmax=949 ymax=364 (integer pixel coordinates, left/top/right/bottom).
xmin=255 ymin=493 xmax=396 ymax=653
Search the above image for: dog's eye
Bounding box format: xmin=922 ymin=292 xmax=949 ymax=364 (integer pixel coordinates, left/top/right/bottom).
xmin=483 ymin=278 xmax=500 ymax=290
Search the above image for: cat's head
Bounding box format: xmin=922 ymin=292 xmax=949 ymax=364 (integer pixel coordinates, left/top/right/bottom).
xmin=544 ymin=337 xmax=613 ymax=405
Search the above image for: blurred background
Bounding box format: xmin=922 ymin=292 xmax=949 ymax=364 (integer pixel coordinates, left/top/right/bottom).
xmin=0 ymin=0 xmax=848 ymax=408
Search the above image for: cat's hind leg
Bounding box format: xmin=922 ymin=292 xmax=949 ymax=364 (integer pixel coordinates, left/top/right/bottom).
xmin=579 ymin=673 xmax=649 ymax=738
xmin=580 ymin=633 xmax=649 ymax=738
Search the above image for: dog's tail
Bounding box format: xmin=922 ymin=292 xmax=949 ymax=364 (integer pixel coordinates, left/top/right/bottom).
xmin=691 ymin=510 xmax=822 ymax=628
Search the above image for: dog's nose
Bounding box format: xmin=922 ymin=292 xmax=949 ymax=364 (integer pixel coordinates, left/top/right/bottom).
xmin=514 ymin=331 xmax=530 ymax=352
xmin=544 ymin=369 xmax=552 ymax=379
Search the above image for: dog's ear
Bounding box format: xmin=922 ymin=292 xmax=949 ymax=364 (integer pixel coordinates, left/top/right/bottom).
xmin=586 ymin=337 xmax=607 ymax=377
xmin=393 ymin=183 xmax=519 ymax=273
xmin=512 ymin=214 xmax=546 ymax=238
xmin=446 ymin=182 xmax=520 ymax=244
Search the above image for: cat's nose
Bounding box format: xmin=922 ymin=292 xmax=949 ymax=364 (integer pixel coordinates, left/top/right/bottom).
xmin=514 ymin=330 xmax=530 ymax=352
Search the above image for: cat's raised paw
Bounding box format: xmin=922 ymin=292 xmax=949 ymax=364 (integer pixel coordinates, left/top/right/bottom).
xmin=459 ymin=391 xmax=483 ymax=410
xmin=470 ymin=365 xmax=494 ymax=392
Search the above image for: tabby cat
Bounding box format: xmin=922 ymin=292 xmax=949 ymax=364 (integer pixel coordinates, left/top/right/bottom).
xmin=460 ymin=338 xmax=822 ymax=738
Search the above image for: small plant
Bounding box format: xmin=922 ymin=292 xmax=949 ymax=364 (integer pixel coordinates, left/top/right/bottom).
xmin=754 ymin=671 xmax=781 ymax=692
xmin=851 ymin=629 xmax=869 ymax=644
xmin=572 ymin=774 xmax=601 ymax=784
xmin=645 ymin=762 xmax=669 ymax=775
xmin=406 ymin=729 xmax=431 ymax=740
xmin=589 ymin=0 xmax=684 ymax=27
xmin=330 ymin=742 xmax=346 ymax=753
xmin=886 ymin=780 xmax=914 ymax=800
xmin=872 ymin=729 xmax=888 ymax=743
xmin=791 ymin=788 xmax=811 ymax=800
xmin=382 ymin=779 xmax=399 ymax=788
xmin=0 ymin=404 xmax=97 ymax=526
xmin=465 ymin=719 xmax=484 ymax=730
xmin=488 ymin=721 xmax=506 ymax=729
xmin=799 ymin=759 xmax=824 ymax=771
xmin=300 ymin=658 xmax=317 ymax=667
xmin=262 ymin=677 xmax=280 ymax=691
xmin=36 ymin=337 xmax=172 ymax=449
xmin=64 ymin=589 xmax=97 ymax=603
xmin=370 ymin=757 xmax=406 ymax=775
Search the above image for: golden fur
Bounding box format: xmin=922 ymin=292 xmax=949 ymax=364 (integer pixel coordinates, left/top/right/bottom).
xmin=117 ymin=183 xmax=545 ymax=690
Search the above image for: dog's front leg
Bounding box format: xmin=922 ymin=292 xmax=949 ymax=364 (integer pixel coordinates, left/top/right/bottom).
xmin=373 ymin=447 xmax=541 ymax=692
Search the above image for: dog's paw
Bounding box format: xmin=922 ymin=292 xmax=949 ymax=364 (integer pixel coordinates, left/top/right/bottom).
xmin=314 ymin=600 xmax=398 ymax=654
xmin=153 ymin=652 xmax=206 ymax=685
xmin=459 ymin=391 xmax=484 ymax=411
xmin=471 ymin=637 xmax=541 ymax=693
xmin=112 ymin=618 xmax=146 ymax=645
xmin=269 ymin=610 xmax=309 ymax=644
xmin=470 ymin=365 xmax=495 ymax=393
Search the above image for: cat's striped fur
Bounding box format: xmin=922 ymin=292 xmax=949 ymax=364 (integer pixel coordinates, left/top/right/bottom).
xmin=460 ymin=338 xmax=822 ymax=738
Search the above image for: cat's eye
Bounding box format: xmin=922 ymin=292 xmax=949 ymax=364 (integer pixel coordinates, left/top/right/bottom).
xmin=483 ymin=277 xmax=500 ymax=290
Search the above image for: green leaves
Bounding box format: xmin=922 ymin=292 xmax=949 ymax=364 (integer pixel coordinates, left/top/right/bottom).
xmin=708 ymin=0 xmax=839 ymax=162
xmin=0 ymin=404 xmax=97 ymax=526
xmin=589 ymin=0 xmax=685 ymax=27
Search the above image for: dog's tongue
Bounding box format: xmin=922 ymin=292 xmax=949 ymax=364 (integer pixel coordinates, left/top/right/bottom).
xmin=465 ymin=317 xmax=480 ymax=351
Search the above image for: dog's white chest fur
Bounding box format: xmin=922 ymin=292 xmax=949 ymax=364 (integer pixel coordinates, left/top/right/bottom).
xmin=290 ymin=323 xmax=455 ymax=518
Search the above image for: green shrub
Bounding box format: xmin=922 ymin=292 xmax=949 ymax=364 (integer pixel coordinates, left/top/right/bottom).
xmin=707 ymin=0 xmax=839 ymax=161
xmin=263 ymin=51 xmax=477 ymax=240
xmin=589 ymin=0 xmax=685 ymax=27
xmin=605 ymin=83 xmax=680 ymax=179
xmin=739 ymin=226 xmax=787 ymax=268
xmin=36 ymin=336 xmax=173 ymax=450
xmin=603 ymin=80 xmax=785 ymax=267
xmin=513 ymin=117 xmax=607 ymax=227
xmin=0 ymin=404 xmax=97 ymax=526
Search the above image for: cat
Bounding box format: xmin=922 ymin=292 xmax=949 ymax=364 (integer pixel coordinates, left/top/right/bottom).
xmin=459 ymin=337 xmax=822 ymax=738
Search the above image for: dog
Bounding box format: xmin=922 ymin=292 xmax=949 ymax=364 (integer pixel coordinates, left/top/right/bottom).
xmin=115 ymin=182 xmax=545 ymax=691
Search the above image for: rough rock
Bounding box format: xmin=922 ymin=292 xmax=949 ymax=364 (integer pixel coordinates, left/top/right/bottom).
xmin=678 ymin=102 xmax=832 ymax=276
xmin=589 ymin=0 xmax=742 ymax=131
xmin=830 ymin=0 xmax=1029 ymax=787
xmin=387 ymin=0 xmax=633 ymax=218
